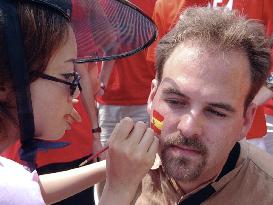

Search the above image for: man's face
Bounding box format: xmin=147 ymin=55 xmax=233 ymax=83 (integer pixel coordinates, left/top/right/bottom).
xmin=148 ymin=42 xmax=255 ymax=183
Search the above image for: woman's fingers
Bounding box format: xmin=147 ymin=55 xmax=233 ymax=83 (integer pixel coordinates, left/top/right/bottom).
xmin=109 ymin=117 xmax=134 ymax=142
xmin=148 ymin=136 xmax=159 ymax=155
xmin=106 ymin=117 xmax=159 ymax=195
xmin=108 ymin=117 xmax=158 ymax=162
xmin=127 ymin=121 xmax=147 ymax=145
xmin=71 ymin=108 xmax=81 ymax=122
xmin=138 ymin=127 xmax=155 ymax=152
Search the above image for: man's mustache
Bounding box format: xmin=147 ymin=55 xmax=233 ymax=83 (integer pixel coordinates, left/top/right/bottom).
xmin=163 ymin=134 xmax=208 ymax=155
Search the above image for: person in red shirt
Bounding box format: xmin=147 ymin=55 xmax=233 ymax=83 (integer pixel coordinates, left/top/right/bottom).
xmin=208 ymin=0 xmax=273 ymax=150
xmin=147 ymin=0 xmax=273 ymax=150
xmin=146 ymin=0 xmax=209 ymax=65
xmin=94 ymin=0 xmax=157 ymax=201
xmin=96 ymin=0 xmax=157 ymax=151
xmin=252 ymin=33 xmax=273 ymax=154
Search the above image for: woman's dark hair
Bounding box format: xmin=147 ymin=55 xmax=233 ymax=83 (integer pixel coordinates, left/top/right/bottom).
xmin=0 ymin=2 xmax=70 ymax=138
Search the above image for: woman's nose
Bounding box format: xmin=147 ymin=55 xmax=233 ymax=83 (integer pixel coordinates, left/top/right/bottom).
xmin=73 ymin=85 xmax=81 ymax=99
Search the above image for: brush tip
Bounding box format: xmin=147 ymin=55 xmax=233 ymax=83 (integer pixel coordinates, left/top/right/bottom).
xmin=79 ymin=160 xmax=88 ymax=167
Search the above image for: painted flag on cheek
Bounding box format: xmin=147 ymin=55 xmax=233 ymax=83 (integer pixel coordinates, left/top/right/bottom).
xmin=151 ymin=110 xmax=164 ymax=135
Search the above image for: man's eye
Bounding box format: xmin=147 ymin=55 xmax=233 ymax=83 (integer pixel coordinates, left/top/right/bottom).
xmin=206 ymin=108 xmax=226 ymax=118
xmin=165 ymin=99 xmax=186 ymax=106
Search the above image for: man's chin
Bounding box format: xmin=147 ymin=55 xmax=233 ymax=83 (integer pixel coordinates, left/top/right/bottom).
xmin=162 ymin=154 xmax=206 ymax=182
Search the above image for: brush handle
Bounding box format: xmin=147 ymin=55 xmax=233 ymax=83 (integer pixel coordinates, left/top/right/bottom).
xmin=79 ymin=146 xmax=109 ymax=167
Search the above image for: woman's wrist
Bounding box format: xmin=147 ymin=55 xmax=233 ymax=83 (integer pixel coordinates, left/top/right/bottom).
xmin=92 ymin=127 xmax=101 ymax=133
xmin=92 ymin=130 xmax=101 ymax=141
xmin=100 ymin=181 xmax=137 ymax=205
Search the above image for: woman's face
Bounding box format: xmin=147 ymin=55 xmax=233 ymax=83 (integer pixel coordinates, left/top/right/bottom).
xmin=30 ymin=26 xmax=81 ymax=140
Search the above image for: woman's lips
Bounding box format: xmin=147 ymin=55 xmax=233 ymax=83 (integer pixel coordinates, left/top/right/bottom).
xmin=63 ymin=108 xmax=81 ymax=130
xmin=64 ymin=114 xmax=75 ymax=130
xmin=70 ymin=108 xmax=81 ymax=122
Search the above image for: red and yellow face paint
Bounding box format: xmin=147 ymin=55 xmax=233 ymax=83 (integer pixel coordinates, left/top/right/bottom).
xmin=151 ymin=110 xmax=164 ymax=135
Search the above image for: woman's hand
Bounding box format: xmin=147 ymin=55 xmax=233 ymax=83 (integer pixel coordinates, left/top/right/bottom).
xmin=100 ymin=117 xmax=159 ymax=204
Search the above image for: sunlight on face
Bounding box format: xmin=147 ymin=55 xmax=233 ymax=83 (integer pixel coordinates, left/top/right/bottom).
xmin=31 ymin=26 xmax=79 ymax=141
xmin=150 ymin=41 xmax=253 ymax=182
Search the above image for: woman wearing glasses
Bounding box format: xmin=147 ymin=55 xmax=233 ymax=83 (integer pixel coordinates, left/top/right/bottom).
xmin=0 ymin=0 xmax=158 ymax=204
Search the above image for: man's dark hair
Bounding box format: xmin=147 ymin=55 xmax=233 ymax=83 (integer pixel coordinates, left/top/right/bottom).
xmin=156 ymin=7 xmax=272 ymax=108
xmin=270 ymin=33 xmax=273 ymax=48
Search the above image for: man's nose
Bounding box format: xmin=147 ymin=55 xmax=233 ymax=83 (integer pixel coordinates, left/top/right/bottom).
xmin=177 ymin=112 xmax=203 ymax=138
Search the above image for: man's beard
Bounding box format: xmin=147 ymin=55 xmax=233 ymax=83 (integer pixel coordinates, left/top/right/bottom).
xmin=161 ymin=134 xmax=208 ymax=182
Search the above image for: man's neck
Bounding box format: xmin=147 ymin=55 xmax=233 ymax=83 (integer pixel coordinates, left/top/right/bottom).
xmin=176 ymin=159 xmax=227 ymax=194
xmin=176 ymin=173 xmax=217 ymax=194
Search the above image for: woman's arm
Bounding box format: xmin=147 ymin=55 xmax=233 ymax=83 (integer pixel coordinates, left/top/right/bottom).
xmin=39 ymin=117 xmax=158 ymax=205
xmin=38 ymin=160 xmax=106 ymax=204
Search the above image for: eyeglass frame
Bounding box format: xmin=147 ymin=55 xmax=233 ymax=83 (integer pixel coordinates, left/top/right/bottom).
xmin=33 ymin=72 xmax=82 ymax=97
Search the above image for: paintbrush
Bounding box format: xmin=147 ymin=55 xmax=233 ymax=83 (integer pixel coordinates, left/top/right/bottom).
xmin=79 ymin=145 xmax=109 ymax=167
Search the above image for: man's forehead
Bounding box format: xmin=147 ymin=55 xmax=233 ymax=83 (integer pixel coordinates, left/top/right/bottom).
xmin=162 ymin=42 xmax=251 ymax=83
xmin=166 ymin=42 xmax=204 ymax=66
xmin=162 ymin=42 xmax=216 ymax=80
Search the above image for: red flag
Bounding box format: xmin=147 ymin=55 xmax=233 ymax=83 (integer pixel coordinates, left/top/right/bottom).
xmin=151 ymin=110 xmax=164 ymax=135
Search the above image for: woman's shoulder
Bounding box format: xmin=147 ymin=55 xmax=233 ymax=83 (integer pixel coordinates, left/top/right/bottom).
xmin=0 ymin=156 xmax=30 ymax=173
xmin=0 ymin=157 xmax=45 ymax=205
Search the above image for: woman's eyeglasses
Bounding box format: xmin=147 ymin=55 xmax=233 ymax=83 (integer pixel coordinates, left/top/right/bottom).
xmin=38 ymin=72 xmax=82 ymax=98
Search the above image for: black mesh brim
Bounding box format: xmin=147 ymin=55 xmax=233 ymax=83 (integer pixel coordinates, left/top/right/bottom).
xmin=72 ymin=0 xmax=157 ymax=63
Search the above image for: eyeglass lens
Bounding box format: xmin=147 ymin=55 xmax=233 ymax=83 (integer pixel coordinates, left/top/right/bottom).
xmin=38 ymin=72 xmax=82 ymax=98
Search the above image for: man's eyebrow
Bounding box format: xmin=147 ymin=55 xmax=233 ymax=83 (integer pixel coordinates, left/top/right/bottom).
xmin=161 ymin=85 xmax=236 ymax=113
xmin=162 ymin=87 xmax=188 ymax=98
xmin=208 ymin=103 xmax=236 ymax=113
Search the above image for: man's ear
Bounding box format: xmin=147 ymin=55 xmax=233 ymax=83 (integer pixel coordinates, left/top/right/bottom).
xmin=238 ymin=102 xmax=257 ymax=141
xmin=147 ymin=79 xmax=158 ymax=114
